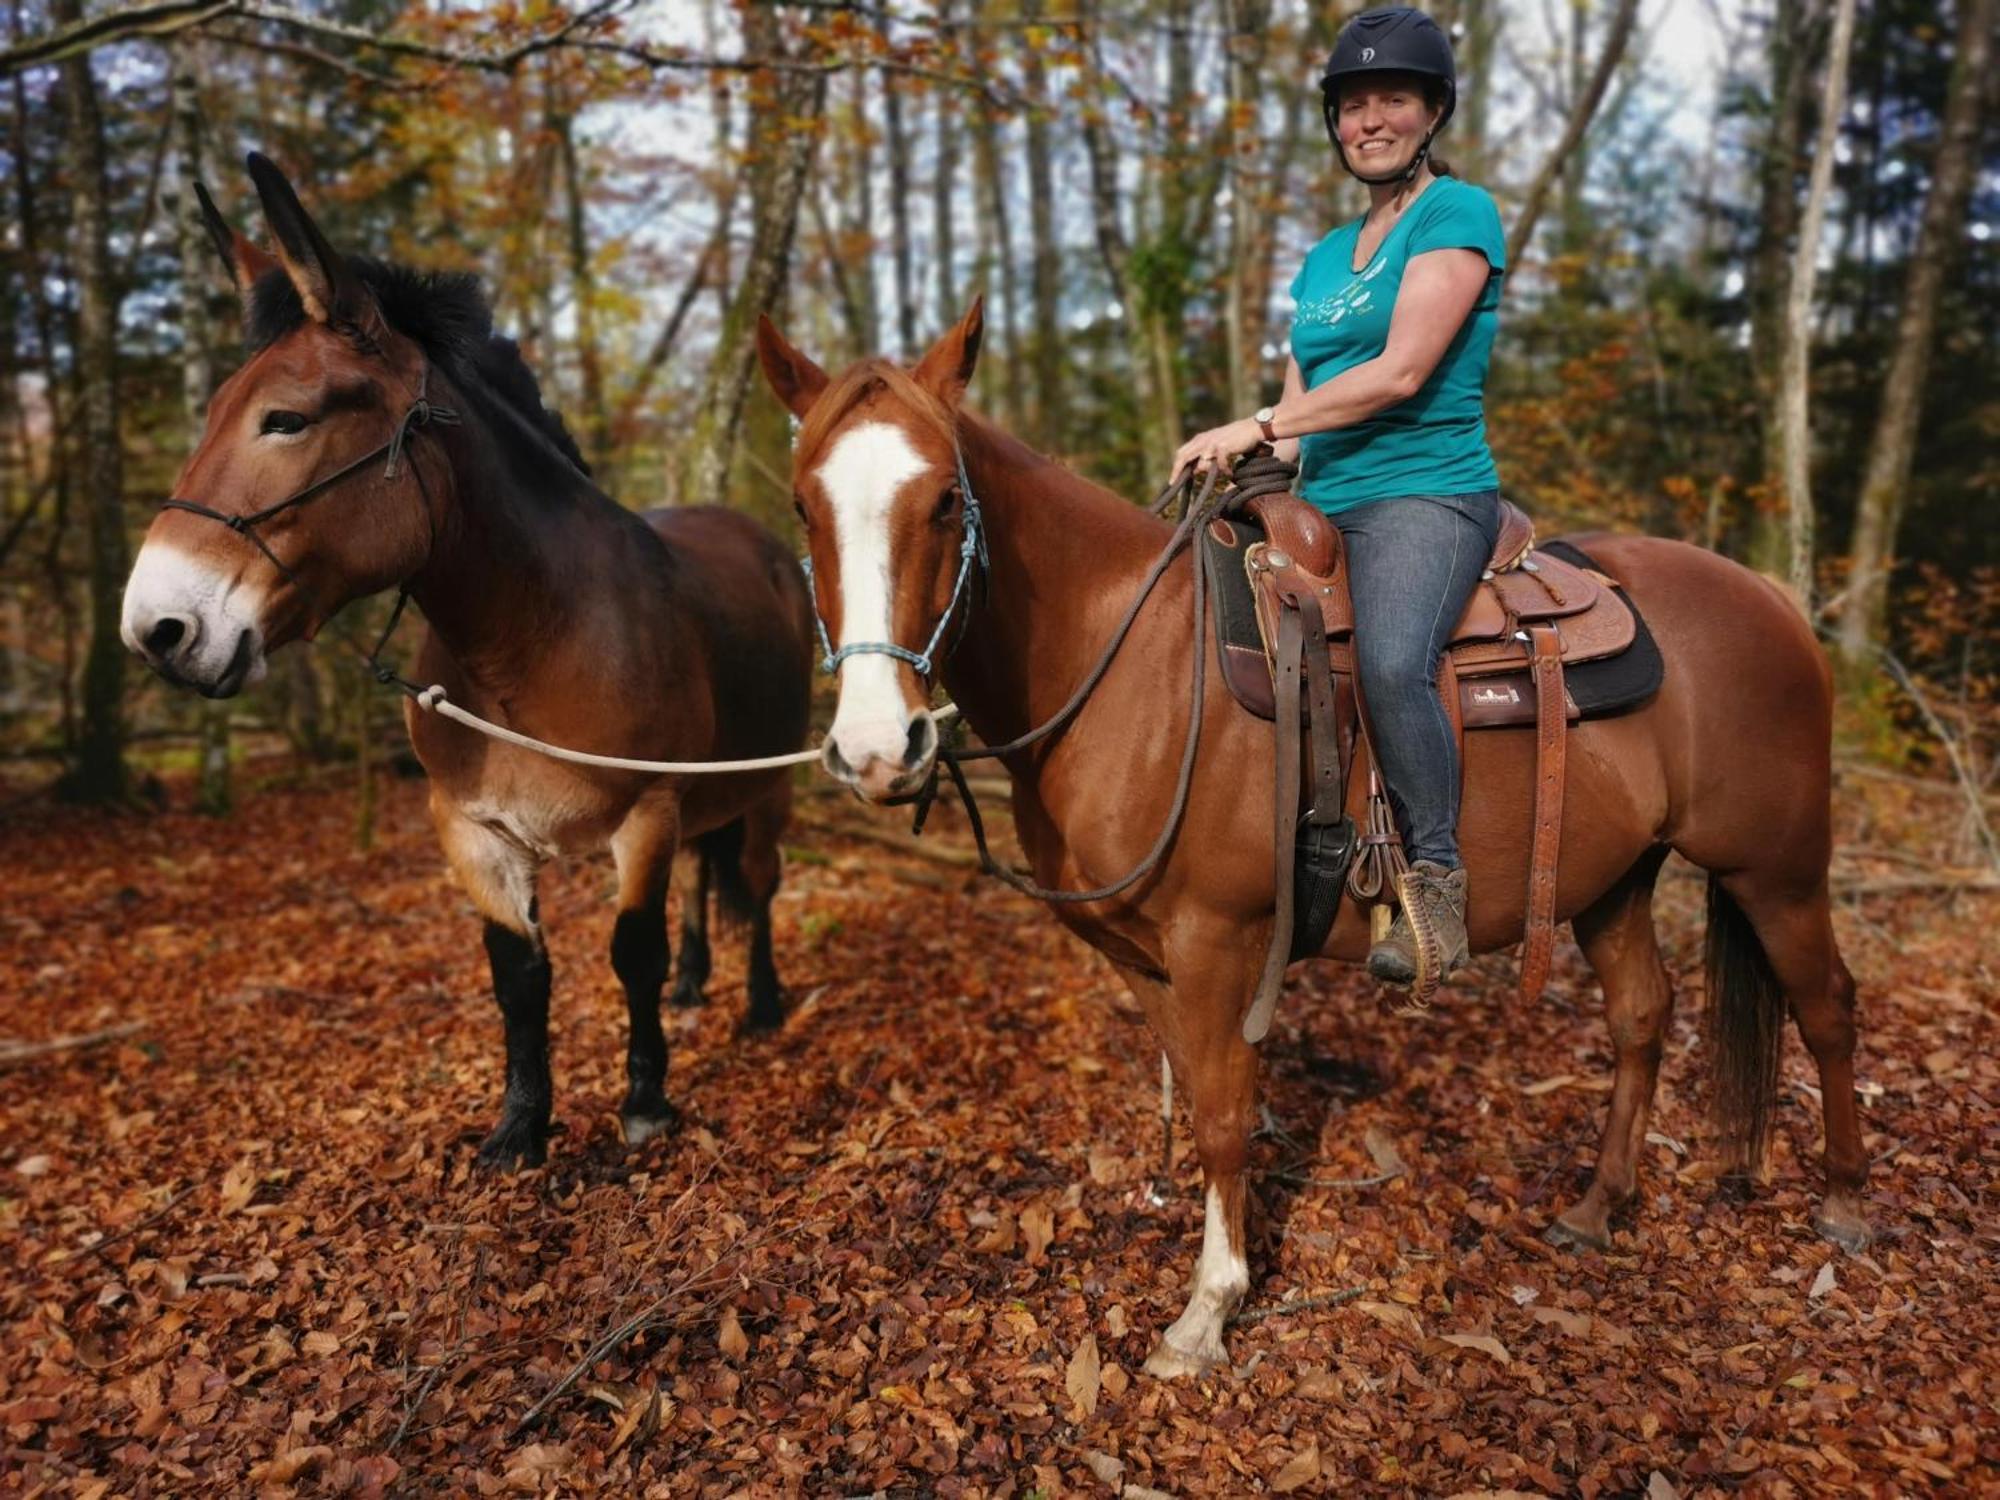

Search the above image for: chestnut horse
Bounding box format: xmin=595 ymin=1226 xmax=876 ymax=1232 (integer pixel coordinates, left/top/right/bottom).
xmin=757 ymin=302 xmax=1869 ymax=1376
xmin=122 ymin=155 xmax=814 ymax=1168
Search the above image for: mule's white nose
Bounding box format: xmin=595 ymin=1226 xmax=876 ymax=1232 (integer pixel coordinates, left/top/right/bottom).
xmin=121 ymin=542 xmax=268 ymax=697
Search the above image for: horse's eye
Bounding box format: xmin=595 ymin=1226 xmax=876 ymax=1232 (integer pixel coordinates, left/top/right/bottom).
xmin=792 ymin=498 xmax=809 ymax=528
xmin=933 ymin=486 xmax=960 ymax=523
xmin=261 ymin=410 xmax=309 ymax=436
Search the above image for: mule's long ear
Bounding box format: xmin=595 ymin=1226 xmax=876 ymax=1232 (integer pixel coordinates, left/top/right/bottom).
xmin=246 ymin=151 xmax=370 ymax=327
xmin=192 ymin=181 xmax=276 ymax=298
xmin=756 ymin=314 xmax=829 ymax=420
xmin=911 ymin=296 xmax=984 ymax=408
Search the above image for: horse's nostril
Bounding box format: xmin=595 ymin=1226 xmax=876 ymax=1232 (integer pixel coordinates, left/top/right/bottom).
xmin=143 ymin=615 xmax=189 ymax=657
xmin=904 ymin=714 xmax=936 ymax=769
xmin=822 ymin=740 xmax=854 ymax=781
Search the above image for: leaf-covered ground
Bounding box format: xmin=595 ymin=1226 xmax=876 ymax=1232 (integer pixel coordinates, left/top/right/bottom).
xmin=1 ymin=763 xmax=1994 ymax=1496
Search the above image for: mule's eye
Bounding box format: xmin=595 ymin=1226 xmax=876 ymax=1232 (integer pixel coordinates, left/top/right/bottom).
xmin=933 ymin=486 xmax=960 ymax=524
xmin=261 ymin=410 xmax=309 ymax=435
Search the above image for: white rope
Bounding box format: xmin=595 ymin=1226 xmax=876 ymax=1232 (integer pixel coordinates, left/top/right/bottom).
xmin=411 ymin=685 xmax=960 ymax=776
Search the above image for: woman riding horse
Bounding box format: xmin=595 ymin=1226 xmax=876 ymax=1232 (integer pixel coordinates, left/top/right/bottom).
xmin=1176 ymin=5 xmax=1498 ymax=992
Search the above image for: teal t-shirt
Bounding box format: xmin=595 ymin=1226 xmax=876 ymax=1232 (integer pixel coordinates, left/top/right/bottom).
xmin=1287 ymin=177 xmax=1506 ymax=514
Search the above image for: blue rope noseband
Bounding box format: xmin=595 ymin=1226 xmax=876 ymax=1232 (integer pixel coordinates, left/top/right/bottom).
xmin=802 ymin=444 xmax=988 ymax=680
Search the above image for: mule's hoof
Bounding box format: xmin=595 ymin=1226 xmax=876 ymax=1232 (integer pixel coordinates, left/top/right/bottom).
xmin=1544 ymin=1213 xmax=1609 ymax=1254
xmin=475 ymin=1117 xmax=548 ymax=1172
xmin=1814 ymin=1199 xmax=1873 ymax=1253
xmin=1142 ymin=1335 xmax=1225 ymax=1381
xmin=739 ymin=993 xmax=788 ymax=1036
xmin=620 ymin=1105 xmax=679 ymax=1146
xmin=668 ymin=980 xmax=709 ymax=1010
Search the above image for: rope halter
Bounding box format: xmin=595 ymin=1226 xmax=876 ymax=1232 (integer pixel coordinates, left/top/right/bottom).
xmin=802 ymin=442 xmax=988 ymax=681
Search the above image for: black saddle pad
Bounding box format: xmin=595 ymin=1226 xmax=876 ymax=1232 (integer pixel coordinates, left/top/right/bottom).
xmin=1201 ymin=517 xmax=1664 ymax=722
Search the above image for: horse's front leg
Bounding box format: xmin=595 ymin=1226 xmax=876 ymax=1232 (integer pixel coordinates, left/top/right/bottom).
xmin=435 ymin=801 xmax=552 ymax=1170
xmin=610 ymin=807 xmax=679 ymax=1143
xmin=1120 ymin=933 xmax=1263 ymax=1379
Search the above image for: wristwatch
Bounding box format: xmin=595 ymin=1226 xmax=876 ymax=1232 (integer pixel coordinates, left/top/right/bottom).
xmin=1254 ymin=406 xmax=1278 ymax=442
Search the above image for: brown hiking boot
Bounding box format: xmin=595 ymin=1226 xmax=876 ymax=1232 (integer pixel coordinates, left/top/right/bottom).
xmin=1367 ymin=861 xmax=1470 ymax=1002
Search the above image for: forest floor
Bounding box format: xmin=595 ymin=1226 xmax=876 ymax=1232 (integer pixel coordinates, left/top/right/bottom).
xmin=0 ymin=759 xmax=1994 ymax=1497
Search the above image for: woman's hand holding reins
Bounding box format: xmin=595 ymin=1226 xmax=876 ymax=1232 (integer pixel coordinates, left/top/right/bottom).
xmin=1172 ymin=417 xmax=1265 ymax=481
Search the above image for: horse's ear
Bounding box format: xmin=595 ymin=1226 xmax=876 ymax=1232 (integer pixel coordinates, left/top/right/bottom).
xmin=756 ymin=314 xmax=829 ymax=419
xmin=245 ymin=151 xmax=373 ymax=328
xmin=192 ymin=181 xmax=276 ymax=299
xmin=911 ymin=296 xmax=983 ymax=408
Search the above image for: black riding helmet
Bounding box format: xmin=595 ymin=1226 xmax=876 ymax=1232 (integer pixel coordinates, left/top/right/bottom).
xmin=1321 ymin=6 xmax=1457 ymax=186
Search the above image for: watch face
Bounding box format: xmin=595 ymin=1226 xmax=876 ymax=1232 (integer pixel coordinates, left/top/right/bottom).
xmin=1255 ymin=407 xmax=1274 ymax=423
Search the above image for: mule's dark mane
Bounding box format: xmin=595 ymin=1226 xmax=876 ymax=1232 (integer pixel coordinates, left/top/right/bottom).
xmin=246 ymin=259 xmax=592 ymax=479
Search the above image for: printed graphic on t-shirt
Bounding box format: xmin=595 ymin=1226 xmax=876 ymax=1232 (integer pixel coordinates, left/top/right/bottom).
xmin=1294 ymin=257 xmax=1390 ymax=329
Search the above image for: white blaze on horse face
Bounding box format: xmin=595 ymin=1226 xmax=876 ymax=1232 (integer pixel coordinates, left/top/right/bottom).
xmin=817 ymin=420 xmax=934 ymax=789
xmin=120 ymin=540 xmax=270 ymax=691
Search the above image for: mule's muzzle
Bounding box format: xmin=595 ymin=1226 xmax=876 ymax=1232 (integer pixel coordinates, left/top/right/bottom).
xmin=823 ymin=710 xmax=938 ymax=802
xmin=123 ymin=602 xmax=261 ymax=699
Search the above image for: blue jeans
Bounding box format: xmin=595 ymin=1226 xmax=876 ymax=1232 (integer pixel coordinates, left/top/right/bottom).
xmin=1333 ymin=490 xmax=1501 ymax=867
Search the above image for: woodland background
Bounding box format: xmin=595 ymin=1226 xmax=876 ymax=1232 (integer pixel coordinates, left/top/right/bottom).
xmin=0 ymin=0 xmax=1997 ymax=1495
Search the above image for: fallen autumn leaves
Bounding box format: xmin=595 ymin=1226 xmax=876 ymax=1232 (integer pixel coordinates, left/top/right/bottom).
xmin=0 ymin=767 xmax=1994 ymax=1495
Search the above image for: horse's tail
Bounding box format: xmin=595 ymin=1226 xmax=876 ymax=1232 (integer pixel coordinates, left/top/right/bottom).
xmin=695 ymin=818 xmax=757 ymax=929
xmin=1703 ymin=876 xmax=1786 ymax=1170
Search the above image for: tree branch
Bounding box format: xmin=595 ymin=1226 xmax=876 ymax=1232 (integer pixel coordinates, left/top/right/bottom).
xmin=1504 ymin=0 xmax=1643 ymax=268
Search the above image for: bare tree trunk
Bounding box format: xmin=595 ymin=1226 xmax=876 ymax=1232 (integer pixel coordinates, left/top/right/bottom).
xmin=1775 ymin=0 xmax=1856 ymax=610
xmin=1836 ymin=0 xmax=1995 ymax=666
xmin=874 ymin=12 xmax=918 ymax=356
xmin=1220 ymin=0 xmax=1272 ymax=418
xmin=1019 ymin=0 xmax=1063 ymax=449
xmin=551 ymin=93 xmax=611 ymax=475
xmin=971 ymin=88 xmax=1025 ymax=429
xmin=679 ymin=7 xmax=824 ymax=505
xmin=1503 ymin=0 xmax=1640 ymax=269
xmin=932 ymin=0 xmax=960 ymax=333
xmin=55 ymin=0 xmax=128 ymax=803
xmin=1750 ymin=0 xmax=1814 ymax=528
xmin=169 ymin=37 xmax=232 ymax=815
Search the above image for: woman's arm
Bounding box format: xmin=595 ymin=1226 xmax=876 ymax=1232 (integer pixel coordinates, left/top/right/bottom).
xmin=1172 ymin=247 xmax=1492 ymax=477
xmin=1268 ymin=247 xmax=1490 ymax=438
xmin=1272 ymin=358 xmax=1304 ymax=466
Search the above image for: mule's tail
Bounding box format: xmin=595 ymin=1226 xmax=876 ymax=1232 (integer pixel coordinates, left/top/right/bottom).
xmin=1703 ymin=876 xmax=1786 ymax=1171
xmin=695 ymin=818 xmax=757 ymax=929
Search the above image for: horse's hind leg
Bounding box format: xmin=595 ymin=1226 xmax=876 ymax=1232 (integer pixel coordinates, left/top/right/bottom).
xmin=668 ymin=853 xmax=712 ymax=1010
xmin=1548 ymin=847 xmax=1673 ymax=1252
xmin=611 ymin=808 xmax=679 ymax=1143
xmin=737 ymin=783 xmax=792 ymax=1034
xmin=1718 ymin=872 xmax=1871 ymax=1250
xmin=435 ymin=801 xmax=552 ymax=1170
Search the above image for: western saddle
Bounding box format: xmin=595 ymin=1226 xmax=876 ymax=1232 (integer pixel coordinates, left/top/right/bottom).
xmin=1213 ymin=480 xmax=1643 ymax=1042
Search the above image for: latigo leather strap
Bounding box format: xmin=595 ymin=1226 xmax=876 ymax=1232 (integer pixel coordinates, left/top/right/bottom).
xmin=1244 ymin=601 xmax=1306 ymax=1044
xmin=1519 ymin=623 xmax=1568 ymax=1001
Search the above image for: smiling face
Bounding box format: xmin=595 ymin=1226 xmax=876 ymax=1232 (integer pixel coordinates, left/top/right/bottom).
xmin=121 ymin=156 xmax=437 ymax=698
xmin=1333 ymin=71 xmax=1444 ymax=178
xmin=757 ymin=303 xmax=985 ymax=802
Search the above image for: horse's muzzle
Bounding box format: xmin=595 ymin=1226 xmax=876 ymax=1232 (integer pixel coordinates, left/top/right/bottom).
xmin=823 ymin=710 xmax=937 ymax=802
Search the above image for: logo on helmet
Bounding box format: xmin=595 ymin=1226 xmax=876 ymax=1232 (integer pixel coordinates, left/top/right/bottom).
xmin=1361 ymin=46 xmax=1376 ymax=61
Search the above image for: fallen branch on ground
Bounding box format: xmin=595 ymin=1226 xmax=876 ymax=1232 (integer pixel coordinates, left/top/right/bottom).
xmin=0 ymin=1022 xmax=143 ymax=1067
xmin=1236 ymin=1287 xmax=1366 ymax=1326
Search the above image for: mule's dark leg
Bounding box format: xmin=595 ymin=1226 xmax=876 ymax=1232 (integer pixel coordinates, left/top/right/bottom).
xmin=1721 ymin=873 xmax=1871 ymax=1250
xmin=435 ymin=802 xmax=553 ymax=1170
xmin=611 ymin=811 xmax=679 ymax=1143
xmin=738 ymin=785 xmax=792 ymax=1034
xmin=1548 ymin=847 xmax=1673 ymax=1252
xmin=668 ymin=854 xmax=712 ymax=1010
xmin=481 ymin=920 xmax=553 ymax=1168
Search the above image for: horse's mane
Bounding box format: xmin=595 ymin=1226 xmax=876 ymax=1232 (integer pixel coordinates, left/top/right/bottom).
xmin=245 ymin=260 xmax=592 ymax=480
xmin=794 ymin=358 xmax=956 ymax=471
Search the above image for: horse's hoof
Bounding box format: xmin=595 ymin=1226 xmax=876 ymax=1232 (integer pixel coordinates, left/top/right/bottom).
xmin=1814 ymin=1198 xmax=1873 ymax=1253
xmin=1544 ymin=1213 xmax=1609 ymax=1254
xmin=475 ymin=1118 xmax=548 ymax=1172
xmin=620 ymin=1104 xmax=679 ymax=1146
xmin=1142 ymin=1335 xmax=1225 ymax=1381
